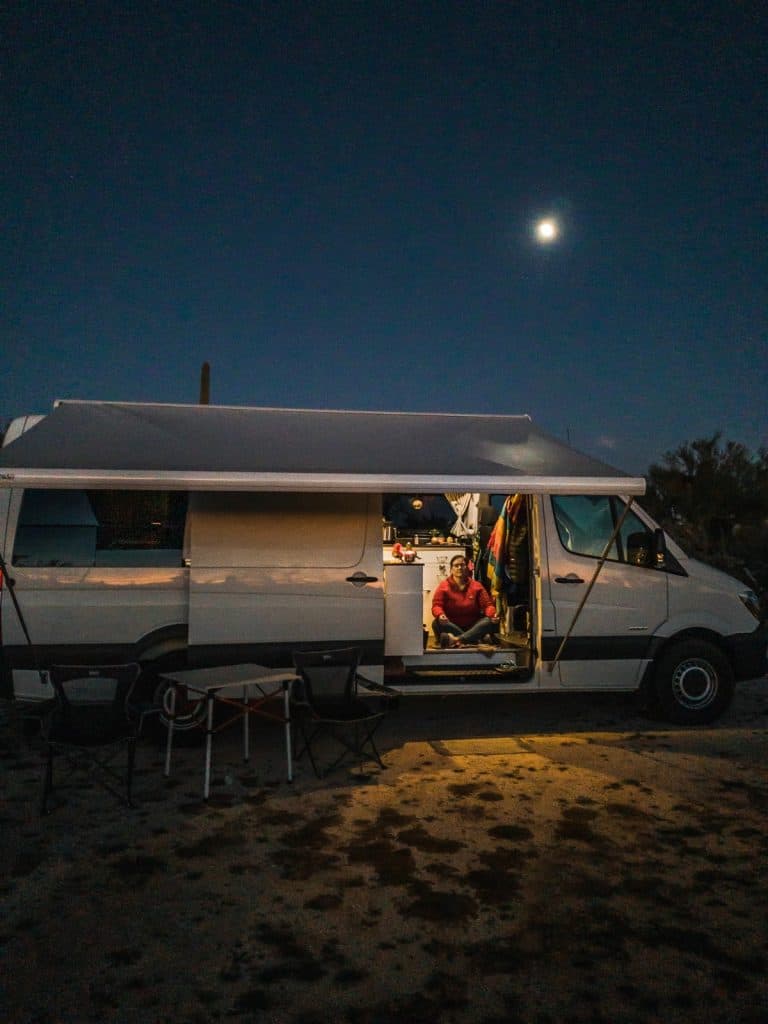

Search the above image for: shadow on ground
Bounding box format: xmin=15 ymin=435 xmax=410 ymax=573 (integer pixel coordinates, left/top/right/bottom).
xmin=1 ymin=680 xmax=767 ymax=1023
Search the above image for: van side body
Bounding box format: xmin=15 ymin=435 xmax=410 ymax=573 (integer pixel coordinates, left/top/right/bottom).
xmin=1 ymin=413 xmax=764 ymax=725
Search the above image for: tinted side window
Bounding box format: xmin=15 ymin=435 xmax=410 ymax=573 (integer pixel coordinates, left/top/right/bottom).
xmin=551 ymin=495 xmax=653 ymax=565
xmin=12 ymin=490 xmax=188 ymax=567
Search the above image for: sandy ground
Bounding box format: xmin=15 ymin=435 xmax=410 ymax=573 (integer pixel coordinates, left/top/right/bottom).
xmin=1 ymin=679 xmax=767 ymax=1024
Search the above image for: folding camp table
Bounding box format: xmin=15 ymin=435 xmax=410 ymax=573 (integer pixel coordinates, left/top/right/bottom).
xmin=160 ymin=664 xmax=299 ymax=798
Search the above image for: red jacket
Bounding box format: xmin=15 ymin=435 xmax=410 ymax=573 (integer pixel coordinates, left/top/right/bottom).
xmin=431 ymin=578 xmax=496 ymax=628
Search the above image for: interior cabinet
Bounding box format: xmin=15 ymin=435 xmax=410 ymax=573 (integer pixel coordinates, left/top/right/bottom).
xmin=384 ymin=543 xmax=466 ymax=627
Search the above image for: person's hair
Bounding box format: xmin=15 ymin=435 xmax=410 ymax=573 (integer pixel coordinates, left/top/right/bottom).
xmin=450 ymin=554 xmax=467 ymax=568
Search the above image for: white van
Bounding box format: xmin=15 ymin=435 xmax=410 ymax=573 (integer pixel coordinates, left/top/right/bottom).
xmin=1 ymin=401 xmax=764 ymax=729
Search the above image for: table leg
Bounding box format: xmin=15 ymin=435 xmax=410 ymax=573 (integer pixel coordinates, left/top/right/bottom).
xmin=284 ymin=682 xmax=293 ymax=783
xmin=204 ymin=693 xmax=214 ymax=799
xmin=164 ymin=684 xmax=176 ymax=777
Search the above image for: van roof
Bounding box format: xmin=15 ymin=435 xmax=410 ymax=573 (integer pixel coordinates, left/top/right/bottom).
xmin=0 ymin=400 xmax=645 ymax=495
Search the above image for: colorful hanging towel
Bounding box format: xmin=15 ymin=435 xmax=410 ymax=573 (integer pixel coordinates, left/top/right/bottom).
xmin=485 ymin=494 xmax=524 ymax=605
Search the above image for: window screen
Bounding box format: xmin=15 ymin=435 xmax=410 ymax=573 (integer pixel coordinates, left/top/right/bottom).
xmin=12 ymin=489 xmax=188 ymax=567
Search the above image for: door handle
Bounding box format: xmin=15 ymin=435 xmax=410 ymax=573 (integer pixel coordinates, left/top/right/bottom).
xmin=555 ymin=574 xmax=584 ymax=584
xmin=346 ymin=572 xmax=379 ymax=587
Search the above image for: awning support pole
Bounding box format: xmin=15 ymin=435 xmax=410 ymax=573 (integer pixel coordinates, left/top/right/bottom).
xmin=546 ymin=497 xmax=636 ymax=673
xmin=0 ymin=547 xmax=47 ymax=687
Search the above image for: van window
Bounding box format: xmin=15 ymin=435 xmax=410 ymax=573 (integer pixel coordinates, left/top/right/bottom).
xmin=551 ymin=496 xmax=653 ymax=565
xmin=383 ymin=494 xmax=455 ymax=537
xmin=12 ymin=489 xmax=188 ymax=567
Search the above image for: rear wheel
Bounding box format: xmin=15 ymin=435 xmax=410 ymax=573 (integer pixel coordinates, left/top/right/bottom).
xmin=653 ymin=640 xmax=734 ymax=725
xmin=151 ymin=676 xmax=208 ymax=735
xmin=135 ymin=652 xmax=207 ymax=741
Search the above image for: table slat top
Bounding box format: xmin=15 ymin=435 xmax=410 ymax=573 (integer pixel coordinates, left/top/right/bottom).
xmin=159 ymin=664 xmax=299 ymax=693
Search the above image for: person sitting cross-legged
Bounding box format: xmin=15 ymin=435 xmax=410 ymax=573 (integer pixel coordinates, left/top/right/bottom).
xmin=432 ymin=554 xmax=499 ymax=648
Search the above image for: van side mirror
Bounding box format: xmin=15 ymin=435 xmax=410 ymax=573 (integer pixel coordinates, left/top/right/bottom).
xmin=626 ymin=531 xmax=653 ymax=567
xmin=626 ymin=529 xmax=668 ymax=570
xmin=653 ymin=528 xmax=667 ymax=570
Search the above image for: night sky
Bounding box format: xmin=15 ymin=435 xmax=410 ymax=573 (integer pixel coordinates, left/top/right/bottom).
xmin=3 ymin=2 xmax=766 ymax=473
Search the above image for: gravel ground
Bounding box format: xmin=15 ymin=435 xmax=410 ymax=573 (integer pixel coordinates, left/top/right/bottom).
xmin=1 ymin=679 xmax=767 ymax=1024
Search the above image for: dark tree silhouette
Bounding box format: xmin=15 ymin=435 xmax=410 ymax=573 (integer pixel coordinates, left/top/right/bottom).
xmin=644 ymin=434 xmax=768 ymax=598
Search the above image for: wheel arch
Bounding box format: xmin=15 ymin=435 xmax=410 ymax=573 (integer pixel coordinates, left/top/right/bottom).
xmin=134 ymin=624 xmax=189 ymax=666
xmin=659 ymin=627 xmax=731 ymax=655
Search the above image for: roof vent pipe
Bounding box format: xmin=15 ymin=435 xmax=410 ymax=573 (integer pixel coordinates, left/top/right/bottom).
xmin=199 ymin=362 xmax=210 ymax=405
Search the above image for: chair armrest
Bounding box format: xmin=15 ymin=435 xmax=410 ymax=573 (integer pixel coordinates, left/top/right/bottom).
xmin=127 ymin=699 xmax=162 ymax=735
xmin=127 ymin=698 xmax=161 ymax=715
xmin=355 ymin=676 xmax=399 ymax=698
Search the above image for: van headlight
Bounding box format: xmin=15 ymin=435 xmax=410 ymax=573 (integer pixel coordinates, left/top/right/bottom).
xmin=738 ymin=590 xmax=762 ymax=621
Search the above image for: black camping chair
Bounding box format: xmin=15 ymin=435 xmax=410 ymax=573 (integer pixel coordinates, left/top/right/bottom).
xmin=40 ymin=663 xmax=142 ymax=814
xmin=290 ymin=647 xmax=398 ymax=778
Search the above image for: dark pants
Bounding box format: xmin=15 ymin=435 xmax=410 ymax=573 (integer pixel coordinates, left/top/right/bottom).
xmin=433 ymin=616 xmax=498 ymax=645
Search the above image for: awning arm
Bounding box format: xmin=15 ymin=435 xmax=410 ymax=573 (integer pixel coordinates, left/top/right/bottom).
xmin=0 ymin=547 xmax=47 ymax=688
xmin=546 ymin=497 xmax=636 ymax=674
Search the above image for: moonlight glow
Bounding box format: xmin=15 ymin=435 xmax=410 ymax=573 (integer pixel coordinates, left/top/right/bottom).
xmin=535 ymin=218 xmax=559 ymax=243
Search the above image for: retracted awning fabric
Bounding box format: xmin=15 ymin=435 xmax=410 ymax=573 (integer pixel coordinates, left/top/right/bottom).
xmin=0 ymin=401 xmax=646 ymax=495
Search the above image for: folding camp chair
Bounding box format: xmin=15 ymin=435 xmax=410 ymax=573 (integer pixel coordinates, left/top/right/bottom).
xmin=290 ymin=647 xmax=397 ymax=778
xmin=40 ymin=663 xmax=142 ymax=814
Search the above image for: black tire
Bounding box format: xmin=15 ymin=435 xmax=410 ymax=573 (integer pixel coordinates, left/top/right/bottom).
xmin=135 ymin=662 xmax=207 ymax=742
xmin=653 ymin=639 xmax=734 ymax=725
xmin=151 ymin=675 xmax=208 ymax=737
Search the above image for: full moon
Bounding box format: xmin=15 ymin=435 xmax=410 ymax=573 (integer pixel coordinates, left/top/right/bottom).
xmin=535 ymin=217 xmax=559 ymax=243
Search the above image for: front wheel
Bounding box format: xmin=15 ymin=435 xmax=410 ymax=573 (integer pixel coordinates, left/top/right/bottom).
xmin=653 ymin=640 xmax=734 ymax=725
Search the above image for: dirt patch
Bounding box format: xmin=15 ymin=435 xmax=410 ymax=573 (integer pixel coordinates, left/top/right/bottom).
xmin=395 ymin=825 xmax=464 ymax=853
xmin=1 ymin=685 xmax=767 ymax=1023
xmin=402 ymin=886 xmax=478 ymax=923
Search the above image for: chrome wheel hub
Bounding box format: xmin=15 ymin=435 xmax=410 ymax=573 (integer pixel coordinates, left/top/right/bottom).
xmin=671 ymin=658 xmax=718 ymax=710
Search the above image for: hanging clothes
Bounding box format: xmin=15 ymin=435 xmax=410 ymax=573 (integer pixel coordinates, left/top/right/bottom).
xmin=485 ymin=494 xmax=524 ymax=609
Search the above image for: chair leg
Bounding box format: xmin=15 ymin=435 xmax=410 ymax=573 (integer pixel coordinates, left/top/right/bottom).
xmin=302 ymin=722 xmax=323 ymax=778
xmin=323 ymin=737 xmax=352 ymax=776
xmin=40 ymin=745 xmax=53 ymax=815
xmin=352 ymin=722 xmax=384 ymax=774
xmin=126 ymin=738 xmax=137 ymax=808
xmin=319 ymin=723 xmax=377 ymax=777
xmin=296 ymin=714 xmax=387 ymax=779
xmin=40 ymin=740 xmax=139 ymax=812
xmin=291 ymin=714 xmax=325 ymax=778
xmin=364 ymin=727 xmax=385 ymax=768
